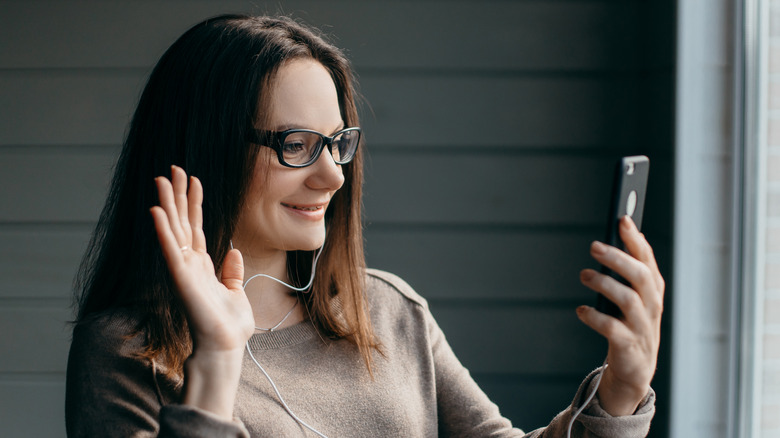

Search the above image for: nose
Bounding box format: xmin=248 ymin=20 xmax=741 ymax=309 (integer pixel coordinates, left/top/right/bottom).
xmin=306 ymin=145 xmax=345 ymax=191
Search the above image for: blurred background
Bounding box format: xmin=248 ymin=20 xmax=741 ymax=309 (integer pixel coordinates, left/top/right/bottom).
xmin=1 ymin=0 xmax=775 ymax=437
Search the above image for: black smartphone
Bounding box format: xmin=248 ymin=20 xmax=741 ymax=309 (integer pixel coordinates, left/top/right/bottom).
xmin=596 ymin=155 xmax=650 ymax=318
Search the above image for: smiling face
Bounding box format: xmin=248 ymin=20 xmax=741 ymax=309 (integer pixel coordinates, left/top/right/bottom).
xmin=232 ymin=58 xmax=346 ymax=262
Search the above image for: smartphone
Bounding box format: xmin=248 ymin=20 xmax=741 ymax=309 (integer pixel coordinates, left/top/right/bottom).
xmin=596 ymin=155 xmax=650 ymax=318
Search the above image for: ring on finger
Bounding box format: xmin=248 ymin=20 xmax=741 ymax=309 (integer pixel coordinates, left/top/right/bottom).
xmin=180 ymin=245 xmax=189 ymax=252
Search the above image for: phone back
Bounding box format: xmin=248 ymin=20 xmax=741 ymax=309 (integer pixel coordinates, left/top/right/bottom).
xmin=597 ymin=155 xmax=649 ymax=317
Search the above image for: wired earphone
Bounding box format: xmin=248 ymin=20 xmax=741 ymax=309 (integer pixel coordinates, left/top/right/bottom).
xmin=232 ymin=234 xmax=605 ymax=437
xmin=232 ymin=238 xmax=330 ymax=438
xmin=567 ymin=358 xmax=608 ymax=438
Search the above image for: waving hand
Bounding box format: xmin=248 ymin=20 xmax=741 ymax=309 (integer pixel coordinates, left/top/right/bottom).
xmin=149 ymin=165 xmax=254 ymax=418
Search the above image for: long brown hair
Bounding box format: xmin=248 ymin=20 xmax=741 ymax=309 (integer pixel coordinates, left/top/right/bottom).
xmin=74 ymin=15 xmax=378 ymax=376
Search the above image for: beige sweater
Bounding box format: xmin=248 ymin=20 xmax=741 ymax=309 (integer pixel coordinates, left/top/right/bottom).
xmin=66 ymin=269 xmax=654 ymax=437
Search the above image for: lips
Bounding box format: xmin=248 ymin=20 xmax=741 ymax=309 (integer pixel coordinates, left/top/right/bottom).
xmin=281 ymin=203 xmax=325 ymax=211
xmin=280 ymin=201 xmax=330 ymax=222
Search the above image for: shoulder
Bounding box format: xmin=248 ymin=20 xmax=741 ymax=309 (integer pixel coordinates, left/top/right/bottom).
xmin=70 ymin=307 xmax=146 ymax=357
xmin=67 ymin=307 xmax=182 ymax=410
xmin=364 ymin=268 xmax=429 ymax=310
xmin=66 ymin=308 xmax=179 ymax=435
xmin=68 ymin=307 xmax=153 ymax=384
xmin=363 ymin=269 xmax=436 ymax=352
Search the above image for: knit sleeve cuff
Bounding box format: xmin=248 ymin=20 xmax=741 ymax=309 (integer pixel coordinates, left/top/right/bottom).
xmin=159 ymin=404 xmax=250 ymax=438
xmin=570 ymin=367 xmax=656 ymax=437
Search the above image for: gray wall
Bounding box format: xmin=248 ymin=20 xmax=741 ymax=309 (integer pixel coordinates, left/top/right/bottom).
xmin=0 ymin=1 xmax=675 ymax=436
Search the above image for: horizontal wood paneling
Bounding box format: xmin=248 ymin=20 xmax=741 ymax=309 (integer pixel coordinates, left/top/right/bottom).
xmin=0 ymin=1 xmax=639 ymax=72
xmin=433 ymin=305 xmax=604 ymax=375
xmin=0 ymin=72 xmax=636 ymax=147
xmin=0 ymin=226 xmax=91 ymax=299
xmin=358 ymin=76 xmax=636 ymax=148
xmin=0 ymin=147 xmax=115 ymax=222
xmin=0 ymin=307 xmax=71 ymax=373
xmin=0 ymin=72 xmax=142 ymax=146
xmin=364 ymin=228 xmax=599 ymax=301
xmin=0 ymin=380 xmax=66 ymax=438
xmin=364 ymin=152 xmax=614 ymax=225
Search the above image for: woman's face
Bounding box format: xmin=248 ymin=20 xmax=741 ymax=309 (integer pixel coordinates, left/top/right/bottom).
xmin=233 ymin=58 xmax=346 ymax=260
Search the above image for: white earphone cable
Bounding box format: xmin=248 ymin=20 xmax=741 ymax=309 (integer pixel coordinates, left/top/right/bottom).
xmin=566 ymin=357 xmax=608 ymax=438
xmin=245 ymin=343 xmax=329 ymax=438
xmin=232 ymin=241 xmax=325 ymax=292
xmin=233 ymin=237 xmax=329 ymax=437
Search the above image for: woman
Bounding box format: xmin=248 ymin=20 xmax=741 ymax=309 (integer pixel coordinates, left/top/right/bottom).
xmin=66 ymin=14 xmax=663 ymax=437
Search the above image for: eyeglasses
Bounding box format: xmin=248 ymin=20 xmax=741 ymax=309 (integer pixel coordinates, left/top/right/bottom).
xmin=249 ymin=127 xmax=361 ymax=168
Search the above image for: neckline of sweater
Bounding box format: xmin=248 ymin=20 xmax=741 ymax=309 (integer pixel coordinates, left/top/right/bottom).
xmin=247 ymin=320 xmax=318 ymax=350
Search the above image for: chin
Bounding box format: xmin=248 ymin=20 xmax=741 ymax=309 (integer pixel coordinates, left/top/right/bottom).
xmin=286 ymin=229 xmax=326 ymax=251
xmin=294 ymin=241 xmax=324 ymax=252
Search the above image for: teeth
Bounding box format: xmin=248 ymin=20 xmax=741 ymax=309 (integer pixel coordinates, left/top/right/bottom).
xmin=288 ymin=204 xmax=322 ymax=211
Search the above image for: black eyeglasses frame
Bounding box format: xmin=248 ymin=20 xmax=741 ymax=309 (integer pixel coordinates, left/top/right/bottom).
xmin=249 ymin=127 xmax=361 ymax=168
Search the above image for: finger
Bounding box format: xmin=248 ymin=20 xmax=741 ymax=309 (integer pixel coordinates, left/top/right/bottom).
xmin=155 ymin=177 xmax=186 ymax=244
xmin=580 ymin=269 xmax=648 ymax=325
xmin=612 ymin=218 xmax=665 ymax=318
xmin=171 ymin=166 xmax=192 ymax=242
xmin=619 ymin=216 xmax=665 ymax=292
xmin=576 ymin=305 xmax=633 ymax=345
xmin=590 ymin=241 xmax=657 ymax=308
xmin=220 ymin=249 xmax=245 ymax=292
xmin=150 ymin=206 xmax=184 ymax=269
xmin=188 ymin=176 xmax=207 ymax=253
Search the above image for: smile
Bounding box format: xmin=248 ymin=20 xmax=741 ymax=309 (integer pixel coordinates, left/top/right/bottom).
xmin=282 ymin=203 xmax=324 ymax=212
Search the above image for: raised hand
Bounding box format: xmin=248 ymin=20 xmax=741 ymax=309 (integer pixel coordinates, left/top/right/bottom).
xmin=576 ymin=216 xmax=664 ymax=416
xmin=149 ymin=165 xmax=255 ymax=418
xmin=149 ymin=165 xmax=255 ymax=351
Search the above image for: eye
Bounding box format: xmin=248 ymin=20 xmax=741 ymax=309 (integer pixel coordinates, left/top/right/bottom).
xmin=282 ymin=139 xmax=306 ymax=154
xmin=280 ymin=132 xmax=314 ymax=156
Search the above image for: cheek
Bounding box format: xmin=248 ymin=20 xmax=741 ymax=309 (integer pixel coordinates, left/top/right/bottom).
xmin=243 ymin=155 xmax=279 ymax=211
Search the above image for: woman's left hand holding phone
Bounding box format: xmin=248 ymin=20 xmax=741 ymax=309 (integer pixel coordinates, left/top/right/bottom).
xmin=150 ymin=165 xmax=255 ymax=420
xmin=577 ymin=216 xmax=664 ymax=417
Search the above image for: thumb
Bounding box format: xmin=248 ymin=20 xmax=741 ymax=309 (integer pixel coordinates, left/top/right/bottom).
xmin=220 ymin=248 xmax=244 ymax=292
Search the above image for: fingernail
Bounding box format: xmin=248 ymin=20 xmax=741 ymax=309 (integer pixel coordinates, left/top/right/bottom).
xmin=621 ymin=215 xmax=634 ymax=230
xmin=576 ymin=306 xmax=588 ymax=317
xmin=580 ymin=269 xmax=595 ymax=281
xmin=591 ymin=241 xmax=608 ymax=255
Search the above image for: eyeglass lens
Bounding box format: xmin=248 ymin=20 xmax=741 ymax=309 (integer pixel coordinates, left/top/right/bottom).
xmin=280 ymin=130 xmax=359 ymax=166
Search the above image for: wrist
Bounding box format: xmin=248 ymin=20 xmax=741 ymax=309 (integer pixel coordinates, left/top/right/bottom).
xmin=596 ymin=368 xmax=648 ymax=417
xmin=183 ymin=348 xmax=245 ymax=420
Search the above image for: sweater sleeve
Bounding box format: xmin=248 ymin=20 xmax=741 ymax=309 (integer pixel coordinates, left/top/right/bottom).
xmin=522 ymin=367 xmax=655 ymax=437
xmin=65 ymin=311 xmax=249 ymax=438
xmin=427 ymin=307 xmax=655 ymax=437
